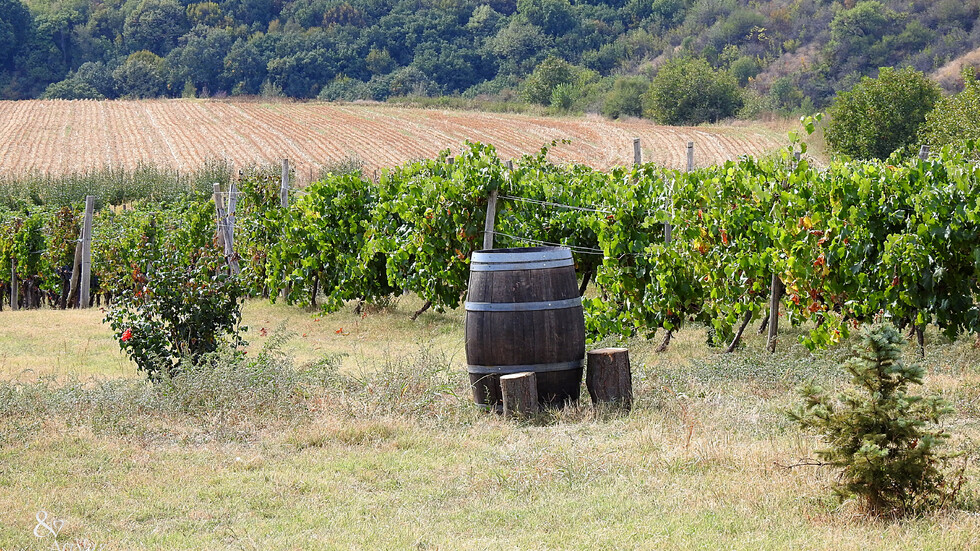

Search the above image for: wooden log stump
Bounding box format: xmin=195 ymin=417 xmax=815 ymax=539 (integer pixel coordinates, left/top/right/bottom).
xmin=500 ymin=372 xmax=539 ymax=419
xmin=586 ymin=348 xmax=632 ymax=409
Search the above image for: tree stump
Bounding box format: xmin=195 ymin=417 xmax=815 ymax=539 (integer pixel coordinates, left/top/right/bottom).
xmin=500 ymin=372 xmax=539 ymax=419
xmin=586 ymin=348 xmax=632 ymax=410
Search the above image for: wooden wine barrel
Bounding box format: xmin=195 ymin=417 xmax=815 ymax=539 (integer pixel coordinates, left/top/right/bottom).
xmin=465 ymin=246 xmax=585 ymax=409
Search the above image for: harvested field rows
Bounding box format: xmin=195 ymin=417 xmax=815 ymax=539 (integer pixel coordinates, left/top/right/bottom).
xmin=0 ymin=100 xmax=789 ymax=181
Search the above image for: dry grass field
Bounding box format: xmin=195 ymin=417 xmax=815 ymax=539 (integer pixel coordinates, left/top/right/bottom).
xmin=1 ymin=299 xmax=979 ymax=549
xmin=0 ymin=100 xmax=789 ymax=181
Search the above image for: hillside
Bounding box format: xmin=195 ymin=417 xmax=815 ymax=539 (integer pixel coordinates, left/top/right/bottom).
xmin=0 ymin=100 xmax=788 ymax=179
xmin=1 ymin=0 xmax=978 ymax=116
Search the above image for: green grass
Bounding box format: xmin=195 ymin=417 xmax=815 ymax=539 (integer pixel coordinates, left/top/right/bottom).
xmin=1 ymin=300 xmax=979 ymax=549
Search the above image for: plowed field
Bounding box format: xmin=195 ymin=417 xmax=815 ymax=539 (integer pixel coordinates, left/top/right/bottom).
xmin=0 ymin=99 xmax=788 ymax=181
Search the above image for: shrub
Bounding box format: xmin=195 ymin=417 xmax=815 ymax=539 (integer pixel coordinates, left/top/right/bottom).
xmin=790 ymin=323 xmax=958 ymax=516
xmin=824 ymin=66 xmax=941 ymax=160
xmin=41 ymin=78 xmax=106 ymax=100
xmin=521 ymin=55 xmax=576 ymax=106
xmin=105 ymin=245 xmax=247 ymax=380
xmin=642 ymin=56 xmax=743 ymax=125
xmin=601 ymin=76 xmax=649 ymax=119
xmin=729 ymin=55 xmax=761 ymax=86
xmin=920 ymin=69 xmax=980 ymax=150
xmin=549 ymin=82 xmax=574 ymax=110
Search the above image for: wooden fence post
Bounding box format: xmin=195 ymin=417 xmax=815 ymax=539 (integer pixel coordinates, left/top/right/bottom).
xmin=633 ymin=138 xmax=642 ymax=166
xmin=79 ymin=195 xmax=94 ymax=308
xmin=226 ymin=183 xmax=240 ymax=276
xmin=281 ymin=158 xmax=290 ymax=208
xmin=213 ymin=184 xmax=240 ymax=275
xmin=501 ymin=372 xmax=539 ymax=418
xmin=766 ymin=271 xmax=784 ymax=353
xmin=213 ymin=183 xmax=224 ymax=248
xmin=483 ymin=189 xmax=499 ymax=250
xmin=10 ymin=257 xmax=17 ymax=311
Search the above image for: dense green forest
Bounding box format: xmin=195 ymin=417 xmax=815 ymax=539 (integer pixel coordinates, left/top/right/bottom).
xmin=1 ymin=0 xmax=979 ymax=119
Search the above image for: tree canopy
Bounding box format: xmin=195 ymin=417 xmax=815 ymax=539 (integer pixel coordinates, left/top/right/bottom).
xmin=825 ymin=66 xmax=941 ymax=160
xmin=643 ymin=56 xmax=742 ymax=125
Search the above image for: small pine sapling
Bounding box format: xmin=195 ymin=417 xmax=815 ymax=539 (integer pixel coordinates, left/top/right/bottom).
xmin=790 ymin=323 xmax=958 ymax=517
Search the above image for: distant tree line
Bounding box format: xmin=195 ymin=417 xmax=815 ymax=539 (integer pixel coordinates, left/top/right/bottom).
xmin=1 ymin=0 xmax=979 ymax=126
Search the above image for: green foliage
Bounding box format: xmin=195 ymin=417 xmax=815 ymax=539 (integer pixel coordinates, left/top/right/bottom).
xmin=920 ymin=70 xmax=980 ymax=150
xmin=521 ymin=55 xmax=576 ymax=106
xmin=233 ymin=165 xmax=288 ymax=296
xmin=825 ymin=67 xmax=941 ymax=160
xmin=113 ymin=51 xmax=170 ymax=98
xmin=643 ymin=56 xmax=743 ymax=125
xmin=8 ymin=136 xmax=980 ymax=357
xmin=368 ymin=142 xmax=504 ymax=311
xmin=0 ymin=161 xmax=227 ymax=208
xmin=487 ymin=19 xmax=552 ymax=76
xmin=268 ymin=170 xmax=396 ymax=310
xmin=104 ymin=244 xmax=247 ymax=381
xmin=790 ymin=324 xmax=957 ymax=516
xmin=41 ymin=78 xmax=105 ymax=99
xmin=549 ymin=82 xmax=574 ymax=110
xmin=516 ymin=0 xmax=574 ymax=36
xmin=729 ymin=55 xmax=760 ymax=86
xmin=769 ymin=77 xmax=805 ymax=112
xmin=601 ymin=76 xmax=648 ymax=119
xmin=496 ymin=140 xmax=604 ymax=291
xmin=122 ymin=0 xmax=188 ymax=56
xmin=0 ymin=0 xmax=32 ymax=72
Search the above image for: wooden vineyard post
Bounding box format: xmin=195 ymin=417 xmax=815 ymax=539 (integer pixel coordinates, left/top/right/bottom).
xmin=586 ymin=348 xmax=632 ymax=410
xmin=501 ymin=372 xmax=539 ymax=419
xmin=633 ymin=138 xmax=642 ymax=166
xmin=10 ymin=257 xmax=17 ymax=311
xmin=766 ymin=273 xmax=784 ymax=353
xmin=765 ymin=152 xmax=800 ymax=352
xmin=213 ymin=184 xmax=240 ymax=275
xmin=912 ymin=145 xmax=930 ymax=356
xmin=281 ymin=158 xmax=290 ymax=208
xmin=226 ymin=181 xmax=240 ymax=275
xmin=483 ymin=188 xmax=499 ymax=250
xmin=280 ymin=159 xmax=291 ymax=298
xmin=79 ymin=195 xmax=95 ymax=308
xmin=67 ymin=241 xmax=82 ymax=308
xmin=213 ymin=183 xmax=224 ymax=249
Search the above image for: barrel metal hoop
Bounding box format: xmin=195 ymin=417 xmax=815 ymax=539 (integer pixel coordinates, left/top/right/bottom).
xmin=465 ymin=297 xmax=582 ymax=312
xmin=469 ymin=258 xmax=574 ymax=271
xmin=467 ymin=360 xmax=584 ymax=374
xmin=471 ymin=248 xmax=572 ymax=265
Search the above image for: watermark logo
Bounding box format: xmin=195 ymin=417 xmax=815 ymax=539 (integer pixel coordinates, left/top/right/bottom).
xmin=34 ymin=511 xmax=64 ymax=539
xmin=32 ymin=511 xmax=103 ymax=551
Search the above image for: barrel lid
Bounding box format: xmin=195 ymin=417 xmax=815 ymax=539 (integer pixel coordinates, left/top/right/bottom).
xmin=471 ymin=246 xmax=572 ymax=265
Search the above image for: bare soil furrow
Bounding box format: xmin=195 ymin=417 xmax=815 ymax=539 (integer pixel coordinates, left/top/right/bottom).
xmin=0 ymin=100 xmax=787 ymax=176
